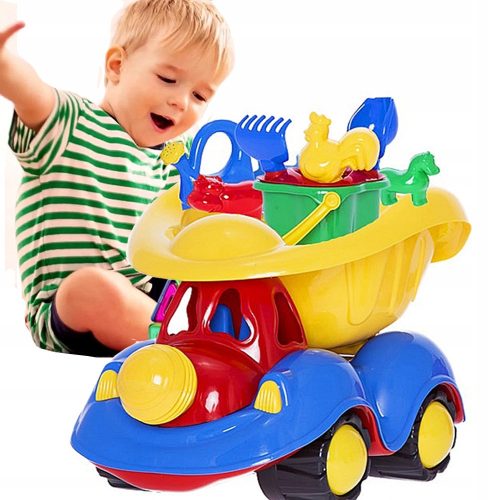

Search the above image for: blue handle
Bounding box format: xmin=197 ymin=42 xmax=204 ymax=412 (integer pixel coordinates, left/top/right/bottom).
xmin=174 ymin=120 xmax=254 ymax=209
xmin=348 ymin=97 xmax=398 ymax=169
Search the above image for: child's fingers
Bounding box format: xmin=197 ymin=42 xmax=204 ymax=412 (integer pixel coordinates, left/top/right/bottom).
xmin=0 ymin=21 xmax=25 ymax=47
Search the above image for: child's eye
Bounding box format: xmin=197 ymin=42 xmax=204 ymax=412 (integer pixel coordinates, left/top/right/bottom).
xmin=158 ymin=75 xmax=176 ymax=84
xmin=193 ymin=92 xmax=207 ymax=103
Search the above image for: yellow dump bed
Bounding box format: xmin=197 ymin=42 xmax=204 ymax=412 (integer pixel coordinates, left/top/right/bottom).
xmin=129 ymin=185 xmax=470 ymax=351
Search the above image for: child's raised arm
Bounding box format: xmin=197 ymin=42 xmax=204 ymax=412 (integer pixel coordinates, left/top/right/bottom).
xmin=0 ymin=22 xmax=55 ymax=132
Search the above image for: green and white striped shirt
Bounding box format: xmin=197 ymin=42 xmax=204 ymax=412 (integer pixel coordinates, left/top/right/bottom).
xmin=10 ymin=89 xmax=179 ymax=352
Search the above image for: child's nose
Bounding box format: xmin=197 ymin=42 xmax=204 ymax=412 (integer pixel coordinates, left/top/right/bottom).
xmin=167 ymin=91 xmax=188 ymax=112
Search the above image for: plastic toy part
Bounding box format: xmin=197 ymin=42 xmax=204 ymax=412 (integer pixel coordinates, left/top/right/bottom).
xmin=256 ymin=413 xmax=370 ymax=500
xmin=153 ymin=278 xmax=306 ymax=426
xmin=128 ymin=183 xmax=470 ymax=288
xmin=381 ymin=152 xmax=440 ymax=206
xmin=73 ymin=104 xmax=470 ymax=498
xmin=235 ymin=115 xmax=292 ymax=172
xmin=125 ymin=185 xmax=470 ymax=357
xmin=169 ymin=214 xmax=284 ymax=262
xmin=254 ymin=380 xmax=283 ymax=414
xmin=95 ymin=370 xmax=118 ymax=402
xmin=72 ymin=331 xmax=464 ymax=493
xmin=326 ymin=424 xmax=368 ymax=496
xmin=417 ymin=401 xmax=455 ymax=469
xmin=281 ymin=230 xmax=434 ymax=350
xmin=116 ymin=344 xmax=198 ymax=425
xmin=187 ymin=175 xmax=263 ymax=218
xmin=151 ymin=280 xmax=178 ymax=323
xmin=148 ymin=323 xmax=161 ymax=340
xmin=369 ymin=390 xmax=457 ymax=481
xmin=163 ymin=120 xmax=254 ymax=209
xmin=255 ymin=177 xmax=387 ymax=245
xmin=96 ymin=468 xmax=143 ymax=490
xmin=348 ymin=97 xmax=398 ymax=167
xmin=262 ymin=165 xmax=384 ymax=187
xmin=160 ymin=141 xmax=185 ymax=165
xmin=282 ymin=191 xmax=341 ymax=245
xmin=299 ymin=112 xmax=380 ymax=183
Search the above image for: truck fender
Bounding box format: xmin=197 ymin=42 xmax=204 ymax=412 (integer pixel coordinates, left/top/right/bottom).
xmin=255 ymin=349 xmax=374 ymax=445
xmin=351 ymin=331 xmax=464 ymax=452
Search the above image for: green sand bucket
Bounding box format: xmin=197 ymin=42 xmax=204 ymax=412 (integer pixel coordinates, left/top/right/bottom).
xmin=254 ymin=179 xmax=388 ymax=245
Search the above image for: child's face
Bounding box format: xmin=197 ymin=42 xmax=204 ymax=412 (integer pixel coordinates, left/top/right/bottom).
xmin=102 ymin=36 xmax=227 ymax=147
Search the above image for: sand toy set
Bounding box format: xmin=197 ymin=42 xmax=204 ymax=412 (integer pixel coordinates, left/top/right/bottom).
xmin=71 ymin=98 xmax=470 ymax=499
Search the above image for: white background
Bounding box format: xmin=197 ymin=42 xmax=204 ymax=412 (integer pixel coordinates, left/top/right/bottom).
xmin=0 ymin=0 xmax=497 ymax=499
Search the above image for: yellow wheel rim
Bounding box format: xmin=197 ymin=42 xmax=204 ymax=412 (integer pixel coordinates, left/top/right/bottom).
xmin=418 ymin=401 xmax=455 ymax=469
xmin=326 ymin=424 xmax=368 ymax=496
xmin=117 ymin=344 xmax=197 ymax=425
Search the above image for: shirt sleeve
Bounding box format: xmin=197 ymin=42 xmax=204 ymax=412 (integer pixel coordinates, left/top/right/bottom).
xmin=8 ymin=88 xmax=81 ymax=176
xmin=164 ymin=164 xmax=180 ymax=190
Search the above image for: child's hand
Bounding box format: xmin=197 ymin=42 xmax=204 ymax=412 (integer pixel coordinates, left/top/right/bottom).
xmin=0 ymin=20 xmax=54 ymax=132
xmin=0 ymin=22 xmax=25 ymax=52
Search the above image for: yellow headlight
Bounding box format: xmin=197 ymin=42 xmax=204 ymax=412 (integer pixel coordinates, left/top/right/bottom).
xmin=95 ymin=370 xmax=118 ymax=401
xmin=117 ymin=344 xmax=197 ymax=425
xmin=254 ymin=380 xmax=283 ymax=414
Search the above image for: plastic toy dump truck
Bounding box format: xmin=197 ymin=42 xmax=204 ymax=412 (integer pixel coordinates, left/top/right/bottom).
xmin=71 ymin=99 xmax=470 ymax=499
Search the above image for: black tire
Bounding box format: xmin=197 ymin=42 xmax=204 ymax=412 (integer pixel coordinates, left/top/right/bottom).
xmin=96 ymin=467 xmax=144 ymax=490
xmin=369 ymin=389 xmax=457 ymax=481
xmin=257 ymin=413 xmax=370 ymax=500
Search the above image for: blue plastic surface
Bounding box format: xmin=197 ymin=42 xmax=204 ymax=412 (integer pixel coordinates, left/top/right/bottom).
xmin=71 ymin=349 xmax=371 ymax=475
xmin=351 ymin=331 xmax=461 ymax=451
xmin=71 ymin=332 xmax=463 ymax=475
xmin=347 ymin=97 xmax=398 ymax=169
xmin=173 ymin=120 xmax=254 ymax=209
xmin=210 ymin=304 xmax=252 ymax=341
xmin=235 ymin=115 xmax=292 ymax=172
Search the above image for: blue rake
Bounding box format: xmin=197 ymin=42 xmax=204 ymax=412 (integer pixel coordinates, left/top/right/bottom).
xmin=235 ymin=115 xmax=292 ymax=172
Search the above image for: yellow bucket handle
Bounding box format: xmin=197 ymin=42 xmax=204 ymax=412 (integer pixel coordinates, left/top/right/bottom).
xmin=283 ymin=192 xmax=341 ymax=245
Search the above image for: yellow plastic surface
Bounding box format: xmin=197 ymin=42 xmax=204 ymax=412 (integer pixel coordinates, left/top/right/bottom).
xmin=95 ymin=370 xmax=118 ymax=401
xmin=160 ymin=141 xmax=185 ymax=165
xmin=128 ymin=185 xmax=469 ymax=349
xmin=282 ymin=230 xmax=434 ymax=350
xmin=418 ymin=401 xmax=455 ymax=469
xmin=170 ymin=213 xmax=284 ymax=261
xmin=116 ymin=344 xmax=197 ymax=425
xmin=129 ymin=184 xmax=469 ymax=281
xmin=326 ymin=424 xmax=368 ymax=496
xmin=283 ymin=192 xmax=341 ymax=245
xmin=254 ymin=380 xmax=283 ymax=414
xmin=299 ymin=112 xmax=380 ymax=183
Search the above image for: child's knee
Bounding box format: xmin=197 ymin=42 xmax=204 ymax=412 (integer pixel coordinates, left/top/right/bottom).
xmin=57 ymin=267 xmax=131 ymax=312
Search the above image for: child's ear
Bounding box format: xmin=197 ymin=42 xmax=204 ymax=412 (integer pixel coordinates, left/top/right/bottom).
xmin=105 ymin=46 xmax=126 ymax=84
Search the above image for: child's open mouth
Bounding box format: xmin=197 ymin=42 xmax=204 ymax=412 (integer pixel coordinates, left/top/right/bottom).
xmin=151 ymin=113 xmax=174 ymax=131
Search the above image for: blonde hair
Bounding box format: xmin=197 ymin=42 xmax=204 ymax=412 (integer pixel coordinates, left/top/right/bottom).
xmin=111 ymin=0 xmax=234 ymax=76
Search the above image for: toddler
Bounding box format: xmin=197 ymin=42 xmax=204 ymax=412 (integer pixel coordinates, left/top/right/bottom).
xmin=1 ymin=0 xmax=233 ymax=355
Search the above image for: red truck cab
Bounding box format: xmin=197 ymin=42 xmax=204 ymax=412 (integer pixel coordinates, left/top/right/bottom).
xmin=154 ymin=277 xmax=307 ymax=426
